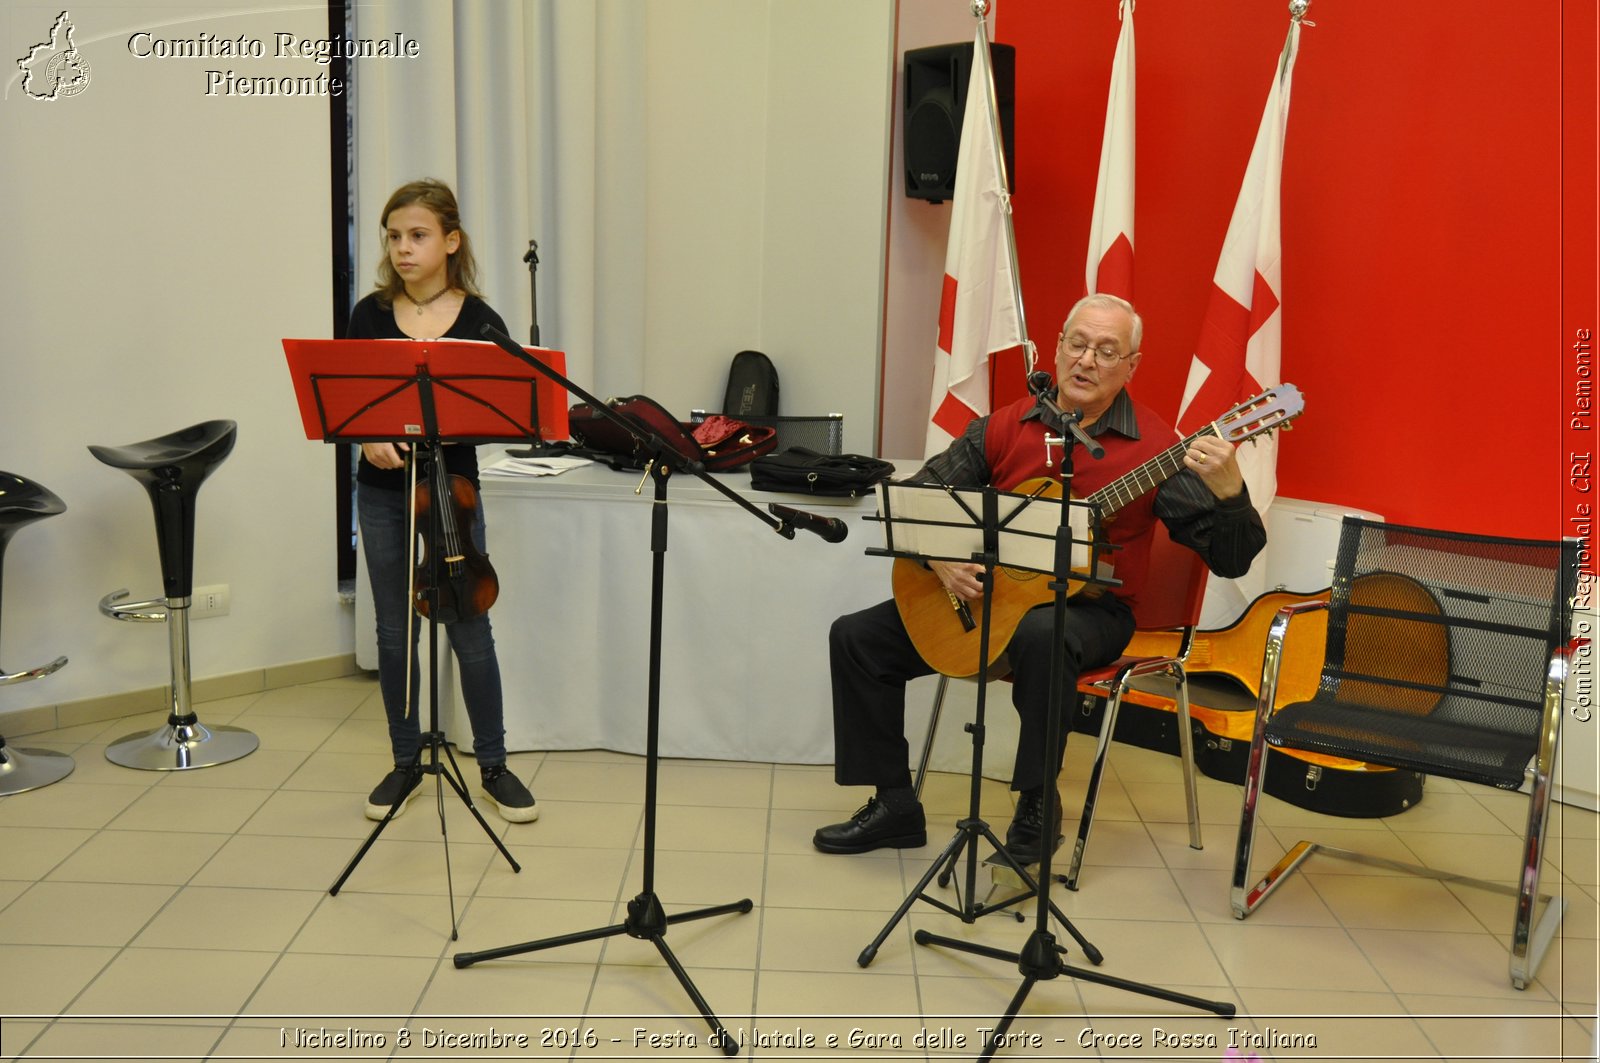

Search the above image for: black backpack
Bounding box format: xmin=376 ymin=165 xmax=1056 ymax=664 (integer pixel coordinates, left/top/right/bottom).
xmin=722 ymin=350 xmax=779 ymax=417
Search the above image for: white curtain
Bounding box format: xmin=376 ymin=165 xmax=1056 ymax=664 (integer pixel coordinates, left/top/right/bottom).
xmin=349 ymin=0 xmax=893 ymax=452
xmin=350 ymin=0 xmax=648 ymax=397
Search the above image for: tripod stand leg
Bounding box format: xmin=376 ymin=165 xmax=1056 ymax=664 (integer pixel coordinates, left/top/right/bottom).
xmin=916 ymin=924 xmax=1236 ymax=1045
xmin=435 ymin=741 xmax=522 ymax=872
xmin=658 ymin=897 xmax=756 ymax=927
xmin=454 ymin=892 xmax=753 ymax=969
xmin=1053 ymin=960 xmax=1236 ymax=1017
xmin=978 ymin=975 xmax=1038 ymax=1063
xmin=648 ymin=933 xmax=741 ymax=1057
xmin=329 ymin=800 xmax=400 ymax=896
xmin=455 ymin=920 xmax=627 ymax=966
xmin=328 ymin=738 xmax=521 ymax=899
xmin=330 ymin=756 xmax=426 ymax=896
xmin=858 ymin=826 xmax=973 ymax=968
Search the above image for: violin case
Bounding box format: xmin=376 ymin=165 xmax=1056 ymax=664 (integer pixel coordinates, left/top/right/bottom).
xmin=568 ymin=395 xmax=777 ymax=472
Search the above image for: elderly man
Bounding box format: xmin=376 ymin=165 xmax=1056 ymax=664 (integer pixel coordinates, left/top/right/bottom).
xmin=815 ymin=293 xmax=1267 ymax=864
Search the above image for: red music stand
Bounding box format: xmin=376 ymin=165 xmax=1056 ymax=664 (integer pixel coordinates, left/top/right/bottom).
xmin=281 ymin=338 xmax=569 ymax=936
xmin=281 ymin=337 xmax=568 ymax=444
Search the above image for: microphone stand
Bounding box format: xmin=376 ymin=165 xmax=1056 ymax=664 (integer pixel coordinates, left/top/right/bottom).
xmin=455 ymin=325 xmax=842 ymax=1054
xmin=506 ymin=239 xmax=554 ymax=459
xmin=525 ymin=239 xmax=540 ymax=348
xmin=915 ymin=398 xmax=1236 ymax=1061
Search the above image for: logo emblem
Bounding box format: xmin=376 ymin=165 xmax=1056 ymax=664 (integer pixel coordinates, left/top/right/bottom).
xmin=17 ymin=11 xmax=92 ymax=101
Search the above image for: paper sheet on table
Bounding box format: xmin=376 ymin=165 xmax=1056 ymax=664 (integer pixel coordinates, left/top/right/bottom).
xmin=481 ymin=455 xmax=594 ymax=477
xmin=874 ymin=481 xmax=1094 ymax=575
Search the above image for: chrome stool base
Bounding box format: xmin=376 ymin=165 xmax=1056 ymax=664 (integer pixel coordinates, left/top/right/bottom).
xmin=98 ymin=592 xmax=258 ymax=772
xmin=105 ymin=718 xmax=259 ymax=771
xmin=0 ymin=744 xmax=75 ymax=795
xmin=90 ymin=421 xmax=251 ymax=773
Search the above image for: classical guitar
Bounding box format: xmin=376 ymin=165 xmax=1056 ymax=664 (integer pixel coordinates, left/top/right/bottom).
xmin=893 ymin=384 xmax=1305 ymax=677
xmin=1124 ymin=571 xmax=1448 ymax=710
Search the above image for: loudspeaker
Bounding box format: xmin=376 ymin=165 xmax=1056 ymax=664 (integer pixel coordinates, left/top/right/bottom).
xmin=903 ymin=42 xmax=1015 ymax=203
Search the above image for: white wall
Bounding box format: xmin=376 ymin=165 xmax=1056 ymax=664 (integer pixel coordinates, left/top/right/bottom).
xmin=1 ymin=1 xmax=341 ymax=714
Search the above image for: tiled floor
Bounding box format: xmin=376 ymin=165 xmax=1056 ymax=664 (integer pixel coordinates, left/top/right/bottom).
xmin=1 ymin=672 xmax=1596 ymax=1061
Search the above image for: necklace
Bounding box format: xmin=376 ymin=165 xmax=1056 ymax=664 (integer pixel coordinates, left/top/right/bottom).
xmin=406 ymin=286 xmax=451 ymax=315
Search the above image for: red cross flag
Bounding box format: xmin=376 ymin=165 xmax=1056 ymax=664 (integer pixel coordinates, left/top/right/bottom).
xmin=1177 ymin=15 xmax=1305 ymax=623
xmin=1175 ymin=17 xmax=1303 ymax=515
xmin=925 ymin=29 xmax=1025 ymax=456
xmin=1084 ymin=0 xmax=1136 ymax=300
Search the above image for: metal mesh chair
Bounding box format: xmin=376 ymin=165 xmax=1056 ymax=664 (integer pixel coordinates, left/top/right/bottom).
xmin=1230 ymin=517 xmax=1579 ymax=989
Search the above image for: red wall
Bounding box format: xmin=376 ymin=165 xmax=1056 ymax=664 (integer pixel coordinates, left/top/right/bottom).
xmin=992 ymin=0 xmax=1583 ymax=541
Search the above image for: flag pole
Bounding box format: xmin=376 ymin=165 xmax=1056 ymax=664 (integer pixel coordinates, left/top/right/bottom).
xmin=1282 ymin=1 xmax=1310 ymax=80
xmin=970 ymin=0 xmax=1035 ymax=374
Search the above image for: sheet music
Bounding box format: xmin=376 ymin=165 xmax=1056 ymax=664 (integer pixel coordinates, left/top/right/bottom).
xmin=481 ymin=455 xmax=593 ymax=478
xmin=876 ymin=481 xmax=1095 ymax=575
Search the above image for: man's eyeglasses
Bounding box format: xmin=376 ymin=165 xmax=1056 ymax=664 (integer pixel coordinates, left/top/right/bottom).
xmin=1059 ymin=334 xmax=1133 ymax=369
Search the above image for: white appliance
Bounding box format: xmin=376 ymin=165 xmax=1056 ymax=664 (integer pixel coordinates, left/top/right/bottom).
xmin=1195 ymin=496 xmax=1383 ymax=630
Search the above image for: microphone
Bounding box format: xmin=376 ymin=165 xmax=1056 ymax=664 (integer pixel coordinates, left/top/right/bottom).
xmin=1026 ymin=372 xmax=1104 ymax=459
xmin=768 ymin=503 xmax=848 ymax=544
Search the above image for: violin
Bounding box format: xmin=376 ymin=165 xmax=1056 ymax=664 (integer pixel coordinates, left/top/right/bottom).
xmin=412 ymin=453 xmax=499 ymax=623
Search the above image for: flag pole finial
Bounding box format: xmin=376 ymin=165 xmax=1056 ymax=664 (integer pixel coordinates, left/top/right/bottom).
xmin=1288 ymin=0 xmax=1311 ymax=22
xmin=971 ymin=0 xmax=990 ymax=20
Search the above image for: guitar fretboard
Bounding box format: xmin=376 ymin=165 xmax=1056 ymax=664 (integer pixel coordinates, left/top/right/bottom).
xmin=1085 ymin=424 xmax=1222 ymax=518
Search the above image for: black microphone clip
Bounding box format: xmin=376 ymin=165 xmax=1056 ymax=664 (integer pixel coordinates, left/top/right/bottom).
xmin=768 ymin=503 xmax=848 ymax=544
xmin=1024 ymin=372 xmax=1105 ymax=460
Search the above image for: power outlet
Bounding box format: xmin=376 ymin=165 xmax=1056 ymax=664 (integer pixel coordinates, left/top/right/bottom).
xmin=192 ymin=584 xmax=230 ymax=618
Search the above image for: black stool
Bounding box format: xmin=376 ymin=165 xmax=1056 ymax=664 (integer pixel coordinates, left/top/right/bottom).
xmin=90 ymin=420 xmax=257 ymax=770
xmin=0 ymin=472 xmax=74 ymax=796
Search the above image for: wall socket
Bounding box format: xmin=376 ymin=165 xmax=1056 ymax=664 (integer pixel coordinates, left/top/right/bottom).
xmin=192 ymin=584 xmax=230 ymax=618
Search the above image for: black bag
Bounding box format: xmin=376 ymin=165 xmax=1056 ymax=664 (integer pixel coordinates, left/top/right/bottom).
xmin=568 ymin=395 xmax=777 ymax=472
xmin=748 ymin=447 xmax=895 ymax=497
xmin=722 ymin=350 xmax=779 ymax=417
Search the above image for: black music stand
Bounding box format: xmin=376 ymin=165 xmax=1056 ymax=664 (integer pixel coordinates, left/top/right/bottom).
xmin=451 ymin=325 xmax=833 ymax=1055
xmin=910 ymin=411 xmax=1236 ymax=1061
xmin=282 ymin=338 xmax=570 ymax=937
xmin=857 ymin=479 xmax=1108 ymax=968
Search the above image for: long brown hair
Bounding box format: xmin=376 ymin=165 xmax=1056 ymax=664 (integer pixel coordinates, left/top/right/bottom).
xmin=372 ymin=178 xmax=482 ymax=307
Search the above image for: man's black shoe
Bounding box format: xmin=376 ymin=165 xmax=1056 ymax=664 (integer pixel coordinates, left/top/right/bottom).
xmin=1004 ymin=786 xmax=1063 ymax=866
xmin=813 ymin=797 xmax=926 ymax=854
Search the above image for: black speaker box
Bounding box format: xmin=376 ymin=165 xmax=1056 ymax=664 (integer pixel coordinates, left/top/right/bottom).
xmin=903 ymin=42 xmax=1015 ymax=203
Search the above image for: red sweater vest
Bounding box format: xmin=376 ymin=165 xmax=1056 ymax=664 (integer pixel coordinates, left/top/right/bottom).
xmin=984 ymin=394 xmax=1179 ymax=609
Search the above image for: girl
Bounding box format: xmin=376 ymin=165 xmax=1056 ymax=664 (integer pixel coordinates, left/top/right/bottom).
xmin=348 ymin=178 xmax=537 ymax=824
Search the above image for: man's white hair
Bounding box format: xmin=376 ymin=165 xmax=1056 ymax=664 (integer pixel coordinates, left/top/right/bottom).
xmin=1064 ymin=293 xmax=1143 ymax=352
